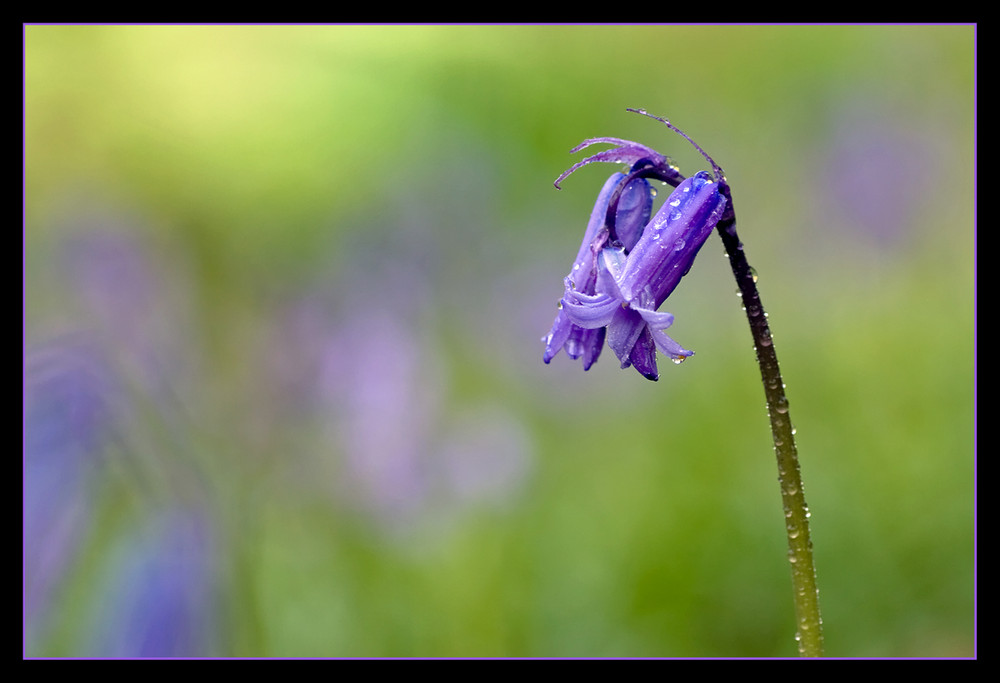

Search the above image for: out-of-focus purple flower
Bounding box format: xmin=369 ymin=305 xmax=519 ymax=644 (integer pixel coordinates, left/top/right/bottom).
xmin=542 ymin=173 xmax=654 ymax=370
xmin=24 ymin=339 xmax=118 ymax=651
xmin=546 ymin=132 xmax=727 ymax=380
xmin=438 ymin=407 xmax=531 ymax=509
xmin=268 ymin=263 xmax=534 ymax=533
xmin=88 ymin=508 xmax=219 ymax=657
xmin=817 ymin=102 xmax=937 ymax=249
xmin=55 ymin=227 xmax=196 ymax=402
xmin=268 ymin=287 xmax=443 ymax=526
xmin=61 ymin=230 xmax=156 ymax=334
xmin=329 ymin=310 xmax=441 ymax=523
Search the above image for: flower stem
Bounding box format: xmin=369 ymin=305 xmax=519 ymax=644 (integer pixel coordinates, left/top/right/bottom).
xmin=713 ymin=178 xmax=824 ymax=657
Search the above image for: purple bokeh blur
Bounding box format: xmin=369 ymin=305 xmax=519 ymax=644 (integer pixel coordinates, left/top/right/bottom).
xmin=24 ymin=340 xmax=119 ymax=650
xmin=87 ymin=507 xmax=220 ymax=657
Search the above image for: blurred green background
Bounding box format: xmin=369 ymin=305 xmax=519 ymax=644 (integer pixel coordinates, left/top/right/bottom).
xmin=24 ymin=25 xmax=974 ymax=658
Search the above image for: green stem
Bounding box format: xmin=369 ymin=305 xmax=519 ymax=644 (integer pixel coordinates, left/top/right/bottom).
xmin=714 ymin=178 xmax=824 ymax=657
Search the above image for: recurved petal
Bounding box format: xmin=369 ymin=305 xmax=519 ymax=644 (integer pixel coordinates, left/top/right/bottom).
xmin=633 ymin=306 xmax=676 ymax=331
xmin=649 ymin=327 xmax=694 ymax=361
xmin=634 ymin=305 xmax=693 ymax=360
xmin=554 ymin=138 xmax=670 ymax=189
xmin=561 ymin=291 xmax=619 ymax=330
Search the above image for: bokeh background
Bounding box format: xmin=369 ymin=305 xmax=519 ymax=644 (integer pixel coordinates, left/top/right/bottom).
xmin=24 ymin=25 xmax=975 ymax=658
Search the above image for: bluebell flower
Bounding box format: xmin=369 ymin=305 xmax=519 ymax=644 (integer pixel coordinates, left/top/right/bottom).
xmin=542 ymin=172 xmax=654 ymax=370
xmin=546 ymin=135 xmax=727 ymax=380
xmin=89 ymin=508 xmax=218 ymax=657
xmin=24 ymin=340 xmax=118 ymax=652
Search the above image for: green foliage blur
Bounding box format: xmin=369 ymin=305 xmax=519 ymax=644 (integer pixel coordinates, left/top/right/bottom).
xmin=24 ymin=25 xmax=975 ymax=658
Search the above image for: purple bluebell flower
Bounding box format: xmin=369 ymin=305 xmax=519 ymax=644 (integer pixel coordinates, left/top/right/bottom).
xmin=24 ymin=340 xmax=118 ymax=652
xmin=438 ymin=406 xmax=531 ymax=509
xmin=270 ymin=255 xmax=534 ymax=533
xmin=546 ymin=134 xmax=727 ymax=381
xmin=89 ymin=508 xmax=218 ymax=657
xmin=542 ymin=172 xmax=654 ymax=370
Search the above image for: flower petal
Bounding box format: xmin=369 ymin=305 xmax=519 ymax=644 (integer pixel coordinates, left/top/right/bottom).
xmin=615 ymin=177 xmax=654 ymax=251
xmin=577 ymin=327 xmax=606 ymax=371
xmin=618 ymin=171 xmax=727 ymax=307
xmin=561 ymin=292 xmax=619 ymax=329
xmin=554 ymin=138 xmax=671 ymax=189
xmin=649 ymin=327 xmax=694 ymax=361
xmin=633 ymin=306 xmax=675 ymax=331
xmin=627 ymin=327 xmax=660 ymax=380
xmin=633 ymin=306 xmax=693 ymax=360
xmin=542 ymin=310 xmax=574 ymax=364
xmin=606 ymin=305 xmax=645 ymax=367
xmin=564 ymin=174 xmax=623 ymax=291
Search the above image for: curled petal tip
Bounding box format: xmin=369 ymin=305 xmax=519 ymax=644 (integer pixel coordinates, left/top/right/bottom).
xmin=554 ymin=138 xmax=669 ymax=191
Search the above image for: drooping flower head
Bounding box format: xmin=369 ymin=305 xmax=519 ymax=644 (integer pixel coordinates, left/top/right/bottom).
xmin=543 ymin=110 xmax=729 ymax=380
xmin=541 ymin=171 xmax=655 ymax=370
